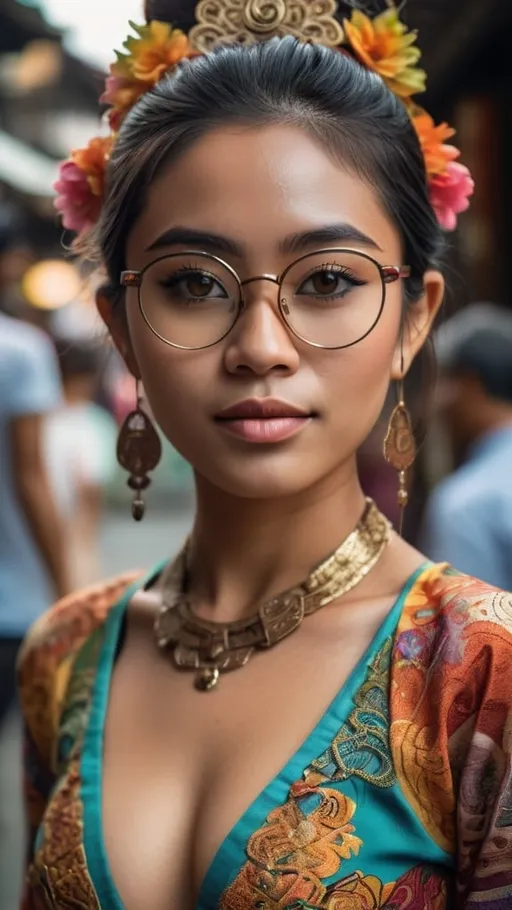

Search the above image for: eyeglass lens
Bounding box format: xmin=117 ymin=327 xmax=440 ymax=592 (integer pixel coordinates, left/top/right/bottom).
xmin=139 ymin=250 xmax=385 ymax=349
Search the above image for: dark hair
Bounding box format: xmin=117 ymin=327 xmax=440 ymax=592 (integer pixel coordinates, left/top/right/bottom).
xmin=91 ymin=18 xmax=444 ymax=313
xmin=437 ymin=303 xmax=512 ymax=403
xmin=54 ymin=339 xmax=100 ymax=381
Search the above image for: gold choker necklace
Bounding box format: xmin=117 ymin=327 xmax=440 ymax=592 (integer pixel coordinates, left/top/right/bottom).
xmin=154 ymin=499 xmax=390 ymax=691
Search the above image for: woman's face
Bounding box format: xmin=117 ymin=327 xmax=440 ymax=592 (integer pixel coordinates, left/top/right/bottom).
xmin=113 ymin=124 xmax=442 ymax=500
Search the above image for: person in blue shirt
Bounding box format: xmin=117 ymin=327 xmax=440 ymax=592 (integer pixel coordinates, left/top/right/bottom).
xmin=421 ymin=303 xmax=512 ymax=589
xmin=0 ymin=211 xmax=70 ymax=730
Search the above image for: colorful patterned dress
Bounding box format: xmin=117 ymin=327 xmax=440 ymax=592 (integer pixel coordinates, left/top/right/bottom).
xmin=18 ymin=562 xmax=512 ymax=909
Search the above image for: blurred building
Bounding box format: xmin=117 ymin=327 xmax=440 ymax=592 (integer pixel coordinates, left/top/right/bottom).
xmin=0 ymin=0 xmax=103 ymax=256
xmin=409 ymin=0 xmax=512 ymax=310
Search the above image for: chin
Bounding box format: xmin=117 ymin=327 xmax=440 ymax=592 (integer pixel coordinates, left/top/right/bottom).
xmin=195 ymin=454 xmax=322 ymax=501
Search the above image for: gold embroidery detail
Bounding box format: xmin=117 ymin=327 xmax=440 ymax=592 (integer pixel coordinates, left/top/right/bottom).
xmin=189 ymin=0 xmax=344 ymax=54
xmin=308 ymin=639 xmax=396 ymax=788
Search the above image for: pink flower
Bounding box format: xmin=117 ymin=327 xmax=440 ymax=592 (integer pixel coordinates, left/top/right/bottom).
xmin=53 ymin=160 xmax=102 ymax=235
xmin=429 ymin=161 xmax=475 ymax=231
xmin=100 ymin=74 xmax=145 ymax=131
xmin=100 ymin=74 xmax=126 ymax=106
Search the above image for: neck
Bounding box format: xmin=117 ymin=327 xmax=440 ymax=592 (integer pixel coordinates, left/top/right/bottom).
xmin=187 ymin=461 xmax=367 ymax=622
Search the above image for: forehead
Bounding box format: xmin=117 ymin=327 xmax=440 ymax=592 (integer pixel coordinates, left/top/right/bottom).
xmin=127 ymin=124 xmax=401 ymax=263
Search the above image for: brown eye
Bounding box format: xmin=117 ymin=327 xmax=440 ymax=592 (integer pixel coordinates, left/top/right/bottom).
xmin=186 ymin=273 xmax=216 ymax=297
xmin=311 ymin=270 xmax=340 ymax=294
xmin=158 ymin=269 xmax=229 ymax=300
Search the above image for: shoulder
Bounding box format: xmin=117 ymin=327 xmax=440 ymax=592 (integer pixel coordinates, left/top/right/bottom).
xmin=425 ymin=468 xmax=493 ymax=524
xmin=397 ymin=562 xmax=512 ymax=656
xmin=394 ymin=563 xmax=512 ymax=738
xmin=17 ymin=571 xmax=142 ymax=771
xmin=0 ymin=314 xmax=54 ymax=362
xmin=0 ymin=316 xmax=61 ymax=415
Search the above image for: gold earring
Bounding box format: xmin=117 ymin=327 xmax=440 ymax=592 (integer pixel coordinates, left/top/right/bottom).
xmin=383 ymin=378 xmax=416 ymax=534
xmin=116 ymin=381 xmax=162 ymax=521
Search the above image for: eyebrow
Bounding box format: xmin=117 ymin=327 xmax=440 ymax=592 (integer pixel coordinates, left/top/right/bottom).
xmin=146 ymin=228 xmax=243 ymax=255
xmin=281 ymin=224 xmax=382 ymax=254
xmin=145 ymin=222 xmax=382 ymax=256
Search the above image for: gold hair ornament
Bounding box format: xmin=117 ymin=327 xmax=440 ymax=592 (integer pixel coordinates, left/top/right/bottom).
xmin=189 ymin=0 xmax=344 ymax=52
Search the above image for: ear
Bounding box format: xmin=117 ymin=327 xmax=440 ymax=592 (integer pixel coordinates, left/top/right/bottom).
xmin=391 ymin=269 xmax=444 ymax=380
xmin=96 ymin=286 xmax=141 ymax=379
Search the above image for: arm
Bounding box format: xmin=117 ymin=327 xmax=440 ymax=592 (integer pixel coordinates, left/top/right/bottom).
xmin=3 ymin=326 xmax=71 ymax=599
xmin=11 ymin=412 xmax=71 ymax=599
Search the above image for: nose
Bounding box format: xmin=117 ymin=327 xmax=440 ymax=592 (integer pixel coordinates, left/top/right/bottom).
xmin=223 ymin=280 xmax=300 ymax=377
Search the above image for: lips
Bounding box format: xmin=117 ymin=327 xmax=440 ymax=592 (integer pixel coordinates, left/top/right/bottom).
xmin=214 ymin=398 xmax=313 ymax=444
xmin=215 ymin=398 xmax=311 ymax=420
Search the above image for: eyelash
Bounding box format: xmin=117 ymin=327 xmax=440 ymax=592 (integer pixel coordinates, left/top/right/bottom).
xmin=300 ymin=263 xmax=367 ymax=289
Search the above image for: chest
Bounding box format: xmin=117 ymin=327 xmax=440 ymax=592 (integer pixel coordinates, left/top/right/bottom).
xmin=101 ymin=615 xmax=374 ymax=909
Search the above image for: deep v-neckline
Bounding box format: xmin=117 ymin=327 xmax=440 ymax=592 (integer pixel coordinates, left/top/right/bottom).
xmin=80 ymin=561 xmax=431 ymax=909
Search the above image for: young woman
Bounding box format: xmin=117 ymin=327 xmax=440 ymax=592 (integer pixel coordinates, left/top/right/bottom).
xmin=18 ymin=2 xmax=512 ymax=908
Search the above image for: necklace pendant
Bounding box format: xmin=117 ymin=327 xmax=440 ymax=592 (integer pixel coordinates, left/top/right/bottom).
xmin=195 ymin=666 xmax=220 ymax=691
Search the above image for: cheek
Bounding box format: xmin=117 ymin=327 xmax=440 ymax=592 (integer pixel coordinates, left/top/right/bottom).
xmin=320 ymin=309 xmax=400 ymax=408
xmin=126 ymin=308 xmax=216 ymax=438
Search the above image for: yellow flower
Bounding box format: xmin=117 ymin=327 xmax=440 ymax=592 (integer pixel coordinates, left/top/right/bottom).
xmin=343 ymin=7 xmax=426 ymax=98
xmin=101 ymin=21 xmax=198 ymax=130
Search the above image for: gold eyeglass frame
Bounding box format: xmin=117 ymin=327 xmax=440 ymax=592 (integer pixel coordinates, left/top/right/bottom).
xmin=120 ymin=248 xmax=411 ymax=351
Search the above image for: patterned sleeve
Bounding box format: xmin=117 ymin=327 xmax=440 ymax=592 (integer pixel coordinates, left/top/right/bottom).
xmin=455 ymin=611 xmax=512 ymax=908
xmin=16 ymin=574 xmax=140 ymax=905
xmin=17 ymin=615 xmax=60 ymax=872
xmin=390 ymin=566 xmax=512 ymax=909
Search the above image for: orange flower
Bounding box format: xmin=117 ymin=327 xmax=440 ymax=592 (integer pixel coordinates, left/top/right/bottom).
xmin=343 ymin=7 xmax=426 ymax=98
xmin=71 ymin=135 xmax=112 ymax=198
xmin=411 ymin=110 xmax=459 ymax=176
xmin=124 ymin=21 xmax=196 ymax=84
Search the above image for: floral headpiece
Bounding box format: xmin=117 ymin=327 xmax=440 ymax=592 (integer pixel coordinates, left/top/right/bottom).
xmin=55 ymin=0 xmax=474 ymax=237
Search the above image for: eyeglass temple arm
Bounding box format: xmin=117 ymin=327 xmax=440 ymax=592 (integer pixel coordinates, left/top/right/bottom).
xmin=120 ymin=270 xmax=142 ymax=287
xmin=381 ymin=265 xmax=411 ymax=284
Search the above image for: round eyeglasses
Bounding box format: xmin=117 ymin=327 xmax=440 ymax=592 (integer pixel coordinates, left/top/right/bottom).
xmin=120 ymin=248 xmax=411 ymax=351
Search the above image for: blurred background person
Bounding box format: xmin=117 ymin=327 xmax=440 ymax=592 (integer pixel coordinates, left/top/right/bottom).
xmin=0 ymin=206 xmax=72 ymax=910
xmin=45 ymin=339 xmax=118 ymax=587
xmin=0 ymin=211 xmax=70 ymax=732
xmin=421 ymin=303 xmax=512 ymax=587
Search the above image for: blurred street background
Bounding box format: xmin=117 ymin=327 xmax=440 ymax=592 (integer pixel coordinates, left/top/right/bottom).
xmin=1 ymin=0 xmax=512 ymax=906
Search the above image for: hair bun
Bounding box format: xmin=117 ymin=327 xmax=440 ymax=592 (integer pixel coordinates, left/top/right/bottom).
xmin=144 ymin=0 xmax=197 ymax=29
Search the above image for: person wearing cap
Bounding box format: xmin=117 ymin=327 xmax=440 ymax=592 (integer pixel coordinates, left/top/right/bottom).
xmin=421 ymin=303 xmax=512 ymax=588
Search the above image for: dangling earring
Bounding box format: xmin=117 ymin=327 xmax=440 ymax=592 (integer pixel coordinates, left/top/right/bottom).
xmin=383 ymin=376 xmax=416 ymax=535
xmin=116 ymin=380 xmax=162 ymax=521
